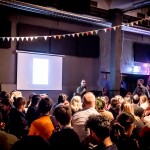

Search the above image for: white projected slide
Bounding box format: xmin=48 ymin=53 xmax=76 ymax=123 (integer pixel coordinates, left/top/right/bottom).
xmin=17 ymin=52 xmax=63 ymax=90
xmin=33 ymin=58 xmax=49 ymax=85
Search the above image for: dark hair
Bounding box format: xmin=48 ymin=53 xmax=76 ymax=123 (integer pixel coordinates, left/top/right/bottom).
xmin=138 ymin=79 xmax=144 ymax=84
xmin=11 ymin=136 xmax=49 ymax=150
xmin=1 ymin=97 xmax=12 ymax=107
xmin=0 ymin=91 xmax=10 ymax=99
xmin=38 ymin=97 xmax=53 ymax=114
xmin=13 ymin=97 xmax=26 ymax=109
xmin=54 ymin=104 xmax=72 ymax=126
xmin=31 ymin=95 xmax=41 ymax=105
xmin=111 ymin=112 xmax=135 ymax=139
xmin=57 ymin=93 xmax=68 ymax=104
xmin=85 ymin=115 xmax=110 ymax=139
xmin=110 ymin=98 xmax=119 ymax=108
xmin=117 ymin=112 xmax=135 ymax=130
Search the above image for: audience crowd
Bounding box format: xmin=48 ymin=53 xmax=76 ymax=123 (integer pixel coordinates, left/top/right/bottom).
xmin=0 ymin=85 xmax=150 ymax=150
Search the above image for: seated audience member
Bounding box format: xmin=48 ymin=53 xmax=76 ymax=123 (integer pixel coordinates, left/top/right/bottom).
xmin=0 ymin=97 xmax=13 ymax=132
xmin=28 ymin=97 xmax=54 ymax=141
xmin=8 ymin=97 xmax=28 ymax=139
xmin=26 ymin=94 xmax=41 ymax=127
xmin=70 ymin=95 xmax=82 ymax=115
xmin=10 ymin=90 xmax=22 ymax=105
xmin=49 ymin=104 xmax=82 ymax=150
xmin=0 ymin=91 xmax=10 ymax=99
xmin=115 ymin=95 xmax=124 ymax=105
xmin=131 ymin=94 xmax=144 ymax=119
xmin=101 ymin=96 xmax=110 ymax=110
xmin=108 ymin=97 xmax=120 ymax=119
xmin=26 ymin=93 xmax=36 ymax=109
xmin=10 ymin=136 xmax=49 ymax=150
xmin=72 ymin=92 xmax=99 ymax=142
xmin=139 ymin=115 xmax=150 ymax=150
xmin=124 ymin=92 xmax=132 ymax=103
xmin=53 ymin=93 xmax=69 ymax=110
xmin=121 ymin=101 xmax=144 ymax=140
xmin=111 ymin=112 xmax=139 ymax=150
xmin=139 ymin=95 xmax=150 ymax=111
xmin=85 ymin=114 xmax=118 ymax=150
xmin=95 ymin=97 xmax=114 ymax=122
xmin=0 ymin=112 xmax=18 ymax=150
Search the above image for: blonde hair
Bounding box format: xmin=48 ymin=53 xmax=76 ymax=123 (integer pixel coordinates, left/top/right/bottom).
xmin=70 ymin=96 xmax=82 ymax=112
xmin=121 ymin=101 xmax=140 ymax=121
xmin=140 ymin=95 xmax=148 ymax=104
xmin=121 ymin=102 xmax=134 ymax=115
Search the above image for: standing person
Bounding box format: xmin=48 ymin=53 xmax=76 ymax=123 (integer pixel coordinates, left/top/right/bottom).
xmin=132 ymin=79 xmax=150 ymax=100
xmin=76 ymin=79 xmax=87 ymax=98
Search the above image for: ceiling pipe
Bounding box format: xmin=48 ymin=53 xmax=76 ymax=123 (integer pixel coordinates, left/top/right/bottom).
xmin=0 ymin=0 xmax=111 ymax=27
xmin=123 ymin=0 xmax=150 ymax=12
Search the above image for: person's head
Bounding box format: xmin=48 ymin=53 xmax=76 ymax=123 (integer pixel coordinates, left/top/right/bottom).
xmin=38 ymin=97 xmax=53 ymax=115
xmin=137 ymin=79 xmax=144 ymax=86
xmin=28 ymin=93 xmax=36 ymax=101
xmin=132 ymin=94 xmax=139 ymax=104
xmin=81 ymin=79 xmax=86 ymax=88
xmin=95 ymin=97 xmax=105 ymax=111
xmin=10 ymin=90 xmax=22 ymax=104
xmin=57 ymin=93 xmax=69 ymax=105
xmin=0 ymin=91 xmax=10 ymax=99
xmin=117 ymin=112 xmax=135 ymax=133
xmin=31 ymin=94 xmax=41 ymax=106
xmin=115 ymin=95 xmax=124 ymax=104
xmin=82 ymin=92 xmax=96 ymax=109
xmin=111 ymin=112 xmax=135 ymax=138
xmin=121 ymin=101 xmax=134 ymax=115
xmin=13 ymin=97 xmax=26 ymax=111
xmin=0 ymin=97 xmax=12 ymax=112
xmin=85 ymin=115 xmax=111 ymax=143
xmin=10 ymin=136 xmax=49 ymax=150
xmin=110 ymin=97 xmax=120 ymax=108
xmin=139 ymin=94 xmax=148 ymax=104
xmin=70 ymin=95 xmax=82 ymax=112
xmin=53 ymin=104 xmax=72 ymax=126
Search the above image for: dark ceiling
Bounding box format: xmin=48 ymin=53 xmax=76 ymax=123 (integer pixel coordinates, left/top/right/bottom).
xmin=16 ymin=0 xmax=150 ymax=13
xmin=0 ymin=0 xmax=150 ymax=30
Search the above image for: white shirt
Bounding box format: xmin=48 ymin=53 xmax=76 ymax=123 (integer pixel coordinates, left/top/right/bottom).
xmin=72 ymin=107 xmax=99 ymax=142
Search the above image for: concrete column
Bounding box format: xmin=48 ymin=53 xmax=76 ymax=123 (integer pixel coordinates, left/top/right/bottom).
xmin=109 ymin=9 xmax=123 ymax=98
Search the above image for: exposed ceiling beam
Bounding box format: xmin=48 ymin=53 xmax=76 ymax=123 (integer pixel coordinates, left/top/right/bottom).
xmin=0 ymin=0 xmax=150 ymax=36
xmin=123 ymin=0 xmax=150 ymax=12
